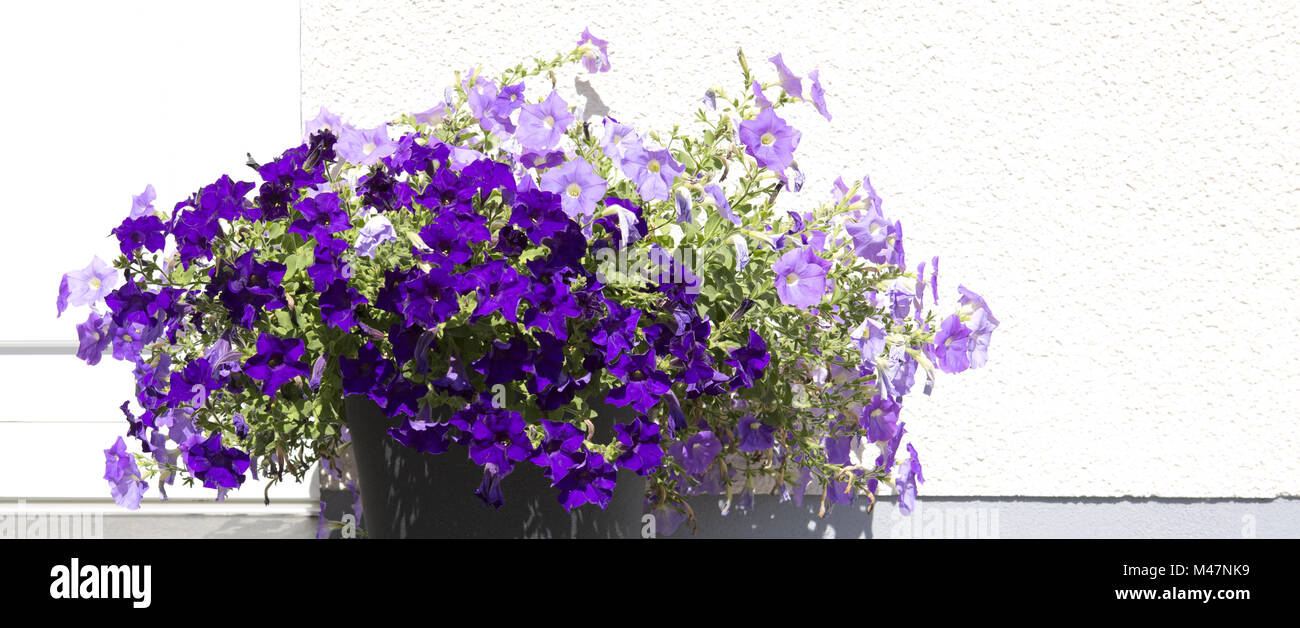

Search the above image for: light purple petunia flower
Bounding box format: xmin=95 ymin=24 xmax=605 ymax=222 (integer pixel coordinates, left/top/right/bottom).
xmin=577 ymin=28 xmax=611 ymax=73
xmin=704 ymin=183 xmax=740 ymax=225
xmin=336 ymin=124 xmax=397 ymax=166
xmin=354 ymin=215 xmax=396 ymax=258
xmin=304 ymin=106 xmax=350 ymax=140
xmin=933 ymin=313 xmax=972 ymax=374
xmin=966 ymin=307 xmax=996 ymax=369
xmin=738 ymin=108 xmax=801 ymax=173
xmin=850 ymin=316 xmax=886 ymax=364
xmin=772 ymin=247 xmax=830 ymax=309
xmin=731 ymin=234 xmax=750 ymax=272
xmin=104 ymin=436 xmax=148 ymax=510
xmin=680 ymin=431 xmax=722 ymax=476
xmin=621 ymin=143 xmax=684 ymax=202
xmin=808 ymin=69 xmax=831 ymax=121
xmin=751 ymin=80 xmax=773 ymax=110
xmin=75 ymin=311 xmax=113 ymax=366
xmin=516 ymin=91 xmax=574 ymax=152
xmin=58 ymin=256 xmax=120 ymax=316
xmin=413 ymin=103 xmax=447 ymax=125
xmin=674 ymin=188 xmax=693 ymax=223
xmin=539 ymin=157 xmax=606 ymax=222
xmin=845 ymin=207 xmax=901 ymax=265
xmin=129 ymin=184 xmax=156 ymax=219
xmin=896 ymin=443 xmax=924 ymax=515
xmin=768 ymin=53 xmax=804 ymax=99
xmin=600 ymin=118 xmax=639 ymax=166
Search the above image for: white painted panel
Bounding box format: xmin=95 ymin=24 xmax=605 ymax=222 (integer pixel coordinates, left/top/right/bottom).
xmin=0 ymin=0 xmax=301 ymax=343
xmin=0 ymin=354 xmax=135 ymax=422
xmin=0 ymin=421 xmax=316 ymax=505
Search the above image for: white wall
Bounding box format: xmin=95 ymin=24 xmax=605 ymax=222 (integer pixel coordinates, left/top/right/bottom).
xmin=3 ymin=1 xmax=1294 ymax=512
xmin=0 ymin=1 xmax=315 ymax=515
xmin=301 ymin=0 xmax=1300 ymax=498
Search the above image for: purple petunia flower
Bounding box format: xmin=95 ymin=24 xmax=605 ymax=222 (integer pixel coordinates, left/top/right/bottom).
xmin=933 ymin=314 xmax=972 ymax=374
xmin=104 ymin=437 xmax=148 ymax=510
xmin=354 ymin=214 xmax=396 ymax=258
xmin=620 ymin=143 xmax=684 ymax=202
xmin=336 ymin=124 xmax=397 ymax=166
xmin=751 ymin=80 xmax=773 ymax=110
xmin=110 ymin=215 xmax=167 ymax=261
xmin=613 ymin=416 xmax=663 ymax=476
xmin=808 ymin=69 xmax=831 ymax=121
xmin=516 ymin=91 xmax=574 ymax=152
xmin=600 ymin=118 xmax=638 ymax=166
xmin=243 ymin=333 xmax=310 ymax=396
xmin=845 ymin=207 xmax=903 ymax=265
xmin=606 ymin=350 xmax=671 ymax=413
xmin=75 ymin=311 xmax=113 ymax=366
xmin=772 ymin=247 xmax=830 ymax=309
xmin=58 ymin=256 xmax=120 ymax=316
xmin=553 ymin=451 xmax=618 ymax=511
xmin=183 ymin=432 xmax=251 ymax=490
xmin=680 ymin=430 xmax=722 ymax=476
xmin=129 ymin=184 xmax=157 ymax=219
xmin=577 ymin=28 xmax=611 ymax=73
xmin=388 ymin=416 xmax=454 ymax=455
xmin=896 ymin=443 xmax=924 ymax=515
xmin=304 ymin=106 xmax=350 ymax=141
xmin=739 ymin=107 xmax=801 ymax=173
xmin=768 ymin=53 xmax=804 ymax=99
xmin=704 ymin=183 xmax=740 ymax=225
xmin=861 ymin=395 xmax=902 ymax=442
xmin=462 ymin=407 xmax=534 ymax=476
xmin=318 ymin=279 xmax=368 ymax=331
xmin=737 ymin=416 xmax=776 ymax=453
xmin=539 ymin=157 xmax=606 ymax=222
xmin=726 ymin=329 xmax=771 ymax=390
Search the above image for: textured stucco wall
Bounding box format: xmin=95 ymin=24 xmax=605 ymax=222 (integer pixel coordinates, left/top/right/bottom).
xmin=302 ymin=0 xmax=1300 ymax=498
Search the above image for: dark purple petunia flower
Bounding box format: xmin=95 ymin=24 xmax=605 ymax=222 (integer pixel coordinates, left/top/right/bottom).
xmin=606 ymin=350 xmax=671 ymax=414
xmin=613 ymin=416 xmax=663 ymax=476
xmin=396 ymin=268 xmax=464 ymax=329
xmin=552 ymin=450 xmax=618 ymax=511
xmin=243 ymin=333 xmax=310 ymax=396
xmin=167 ymin=357 xmax=219 ymax=408
xmin=475 ymin=463 xmax=507 ymax=509
xmin=338 ymin=341 xmax=394 ymax=398
xmin=388 ymin=416 xmax=454 ymax=455
xmin=726 ymin=329 xmax=771 ymax=390
xmin=680 ymin=430 xmax=722 ymax=476
xmin=522 ymin=274 xmax=582 ymax=341
xmin=739 ymin=108 xmax=801 ymax=173
xmin=589 ymin=300 xmax=641 ymax=362
xmin=471 ymin=336 xmax=531 ymax=386
xmin=460 ymin=405 xmax=534 ymax=476
xmin=183 ymin=432 xmax=251 ymax=490
xmin=737 ymin=416 xmax=776 ymax=453
xmin=110 ymin=215 xmax=167 ymax=261
xmin=289 ymin=192 xmax=352 ymax=240
xmin=528 ymin=419 xmax=587 ymax=480
xmin=318 ymin=279 xmax=368 ymax=331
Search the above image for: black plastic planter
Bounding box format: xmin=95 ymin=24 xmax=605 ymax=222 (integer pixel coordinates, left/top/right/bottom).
xmin=345 ymin=395 xmax=648 ymax=538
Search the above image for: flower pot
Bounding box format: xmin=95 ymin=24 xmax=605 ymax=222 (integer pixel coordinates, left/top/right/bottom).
xmin=345 ymin=395 xmax=648 ymax=538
